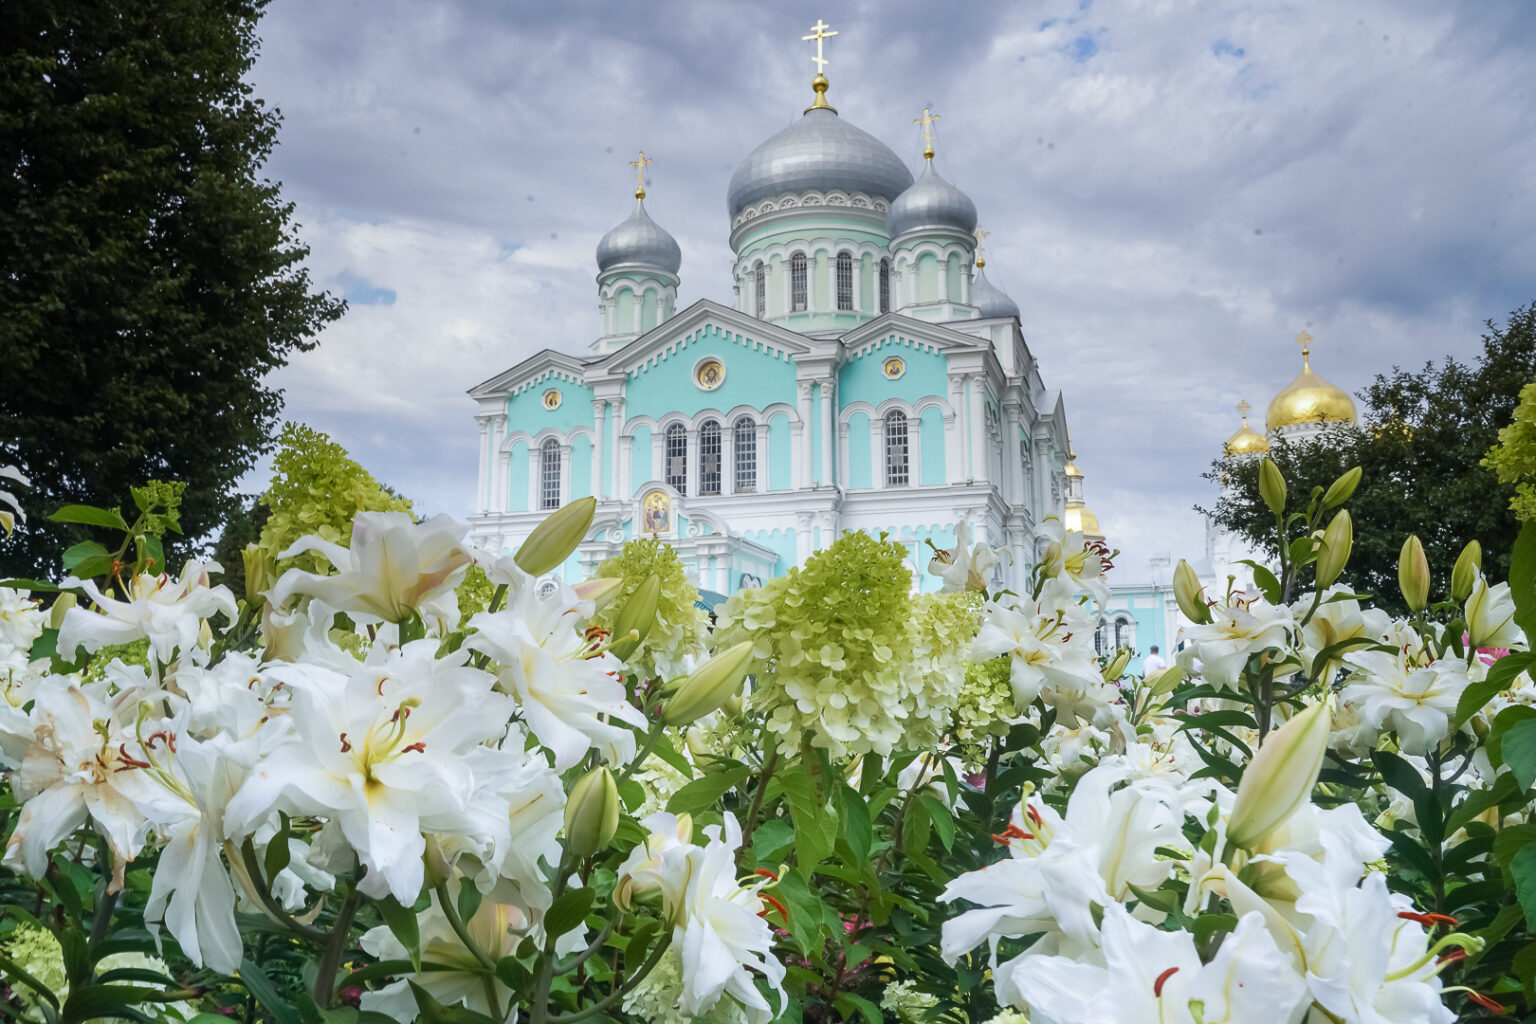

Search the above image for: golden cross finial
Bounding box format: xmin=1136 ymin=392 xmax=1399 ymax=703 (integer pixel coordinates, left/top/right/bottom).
xmin=1295 ymin=329 xmax=1314 ymax=368
xmin=973 ymin=226 xmax=990 ymax=268
xmin=915 ymin=106 xmax=941 ymax=160
xmin=1236 ymin=399 xmax=1252 ymax=422
xmin=628 ymin=150 xmax=652 ymax=200
xmin=802 ymin=19 xmax=838 ymax=110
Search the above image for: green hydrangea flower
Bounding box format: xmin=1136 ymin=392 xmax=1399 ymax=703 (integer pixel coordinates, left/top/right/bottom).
xmin=953 ymin=656 xmax=1016 ymax=768
xmin=592 ymin=539 xmax=708 ymax=680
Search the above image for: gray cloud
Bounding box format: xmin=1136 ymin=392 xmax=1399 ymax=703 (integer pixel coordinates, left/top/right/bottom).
xmin=247 ymin=0 xmax=1536 ymax=579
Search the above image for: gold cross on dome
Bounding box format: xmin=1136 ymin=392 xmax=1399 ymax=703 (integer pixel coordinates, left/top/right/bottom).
xmin=915 ymin=106 xmax=941 ymax=159
xmin=628 ymin=150 xmax=652 ymax=200
xmin=973 ymin=226 xmax=990 ymax=267
xmin=1294 ymin=329 xmax=1314 ymax=357
xmin=1236 ymin=399 xmax=1252 ymax=421
xmin=803 ymin=19 xmax=838 ymax=73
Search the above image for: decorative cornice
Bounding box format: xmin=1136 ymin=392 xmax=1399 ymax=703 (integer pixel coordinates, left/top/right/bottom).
xmin=731 ymin=189 xmax=890 ymax=231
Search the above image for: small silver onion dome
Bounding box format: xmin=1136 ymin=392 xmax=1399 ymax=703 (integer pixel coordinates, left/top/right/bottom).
xmin=971 ymin=266 xmax=1020 ymax=319
xmin=888 ymin=162 xmax=978 ymax=239
xmin=727 ymin=107 xmax=914 ymax=218
xmin=595 ymin=200 xmax=682 ymax=275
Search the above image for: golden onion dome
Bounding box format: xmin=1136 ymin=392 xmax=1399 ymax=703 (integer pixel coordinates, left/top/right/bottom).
xmin=1265 ymin=333 xmax=1357 ymax=432
xmin=1064 ymin=460 xmax=1082 ymax=478
xmin=1223 ymin=401 xmax=1270 ymax=455
xmin=1063 ymin=503 xmax=1101 ymax=537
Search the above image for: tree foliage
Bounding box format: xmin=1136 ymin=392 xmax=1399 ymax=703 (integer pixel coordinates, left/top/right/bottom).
xmin=1483 ymin=379 xmax=1536 ymax=522
xmin=1203 ymin=302 xmax=1536 ymax=613
xmin=0 ymin=0 xmax=344 ymax=580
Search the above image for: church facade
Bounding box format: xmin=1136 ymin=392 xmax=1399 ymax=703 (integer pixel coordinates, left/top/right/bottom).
xmin=467 ymin=43 xmax=1072 ymax=598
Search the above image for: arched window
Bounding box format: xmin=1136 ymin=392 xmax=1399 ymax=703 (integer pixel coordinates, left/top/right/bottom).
xmin=753 ymin=263 xmax=766 ymax=319
xmin=835 ymin=251 xmax=854 ymax=311
xmin=734 ymin=417 xmax=757 ymax=493
xmin=790 ymin=252 xmax=808 ymax=312
xmin=665 ymin=423 xmax=687 ymax=495
xmin=884 ymin=411 xmax=909 ymax=486
xmin=539 ymin=438 xmax=561 ymax=510
xmin=879 ymin=258 xmax=891 ymax=313
xmin=699 ymin=420 xmax=722 ymax=496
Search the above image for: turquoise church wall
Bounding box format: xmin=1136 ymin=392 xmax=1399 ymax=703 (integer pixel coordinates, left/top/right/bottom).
xmin=847 ymin=412 xmax=871 ymax=489
xmin=920 ymin=407 xmax=945 ymax=485
xmin=743 ymin=528 xmax=797 ymax=576
xmin=839 ymin=336 xmax=949 ymax=409
xmin=505 ymin=373 xmax=591 ymax=435
xmin=768 ymin=413 xmax=791 ymax=490
xmin=571 ymin=435 xmax=592 ymax=498
xmin=624 ymin=323 xmax=795 ymax=419
xmin=507 ymin=442 xmax=529 ymax=511
xmin=630 ymin=425 xmax=652 ymax=495
xmin=811 ymin=383 xmax=824 ymax=484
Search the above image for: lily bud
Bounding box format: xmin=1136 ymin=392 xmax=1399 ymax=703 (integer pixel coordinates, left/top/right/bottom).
xmin=1227 ymin=701 xmax=1332 ymax=851
xmin=242 ymin=543 xmax=277 ymax=604
xmin=1466 ymin=576 xmax=1521 ymax=649
xmin=572 ymin=576 xmax=624 ymax=609
xmin=1450 ymin=540 xmax=1482 ymax=603
xmin=1146 ymin=665 xmax=1184 ymax=698
xmin=48 ymin=591 xmax=77 ymax=630
xmin=1103 ymin=648 xmax=1132 ymax=681
xmin=1398 ymin=535 xmax=1430 ymax=612
xmin=609 ymin=574 xmax=662 ymax=663
xmin=1320 ymin=466 xmax=1362 ymax=509
xmin=516 ymin=496 xmax=597 ymax=577
xmin=1174 ymin=559 xmax=1212 ymax=625
xmin=563 ymin=767 xmax=620 ymax=858
xmin=662 ymin=641 xmax=755 ymax=726
xmin=1259 ymin=458 xmax=1287 ymax=515
xmin=1315 ymin=510 xmax=1352 ymax=589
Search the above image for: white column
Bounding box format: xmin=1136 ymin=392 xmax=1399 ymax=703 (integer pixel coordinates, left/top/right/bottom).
xmin=475 ymin=416 xmax=492 ymax=512
xmin=948 ymin=377 xmax=965 ymax=482
xmin=1002 ymin=399 xmax=1024 ymax=505
xmin=756 ymin=422 xmax=769 ymax=492
xmin=796 ymin=382 xmax=813 ymax=489
xmin=591 ymin=400 xmax=607 ymax=501
xmin=871 ymin=414 xmax=885 ymax=490
xmin=617 ymin=433 xmax=632 ymax=498
xmin=492 ymin=417 xmax=508 ymax=512
xmin=961 ymin=262 xmax=972 ymax=304
xmin=818 ymin=381 xmax=834 ymax=487
xmin=686 ymin=427 xmax=699 ymax=497
xmin=968 ymin=375 xmax=986 ymax=484
xmin=795 ymin=513 xmax=813 ymax=563
xmin=724 ymin=421 xmax=737 ymax=495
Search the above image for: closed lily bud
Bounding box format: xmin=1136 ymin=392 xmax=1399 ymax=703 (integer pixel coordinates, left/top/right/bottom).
xmin=1103 ymin=648 xmax=1132 ymax=681
xmin=1398 ymin=535 xmax=1430 ymax=612
xmin=662 ymin=641 xmax=755 ymax=726
xmin=1259 ymin=458 xmax=1287 ymax=515
xmin=516 ymin=496 xmax=597 ymax=577
xmin=242 ymin=543 xmax=277 ymax=603
xmin=609 ymin=574 xmax=661 ymax=663
xmin=563 ymin=766 xmax=620 ymax=858
xmin=1450 ymin=540 xmax=1482 ymax=603
xmin=1320 ymin=466 xmax=1362 ymax=509
xmin=1174 ymin=559 xmax=1212 ymax=625
xmin=1315 ymin=510 xmax=1352 ymax=589
xmin=48 ymin=591 xmax=77 ymax=630
xmin=1227 ymin=701 xmax=1332 ymax=851
xmin=572 ymin=576 xmax=624 ymax=609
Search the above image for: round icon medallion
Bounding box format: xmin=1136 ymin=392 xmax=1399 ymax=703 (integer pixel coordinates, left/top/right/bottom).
xmin=694 ymin=358 xmax=726 ymax=391
xmin=542 ymin=389 xmax=562 ymax=410
xmin=882 ymin=356 xmax=906 ymax=380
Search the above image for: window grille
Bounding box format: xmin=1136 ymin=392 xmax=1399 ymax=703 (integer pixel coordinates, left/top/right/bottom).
xmin=539 ymin=438 xmax=561 ymax=510
xmin=885 ymin=411 xmax=909 ymax=486
xmin=665 ymin=424 xmax=687 ymax=495
xmin=836 ymin=252 xmax=854 ymax=311
xmin=734 ymin=417 xmax=756 ymax=493
xmin=753 ymin=263 xmax=766 ymax=318
xmin=879 ymin=259 xmax=891 ymax=313
xmin=790 ymin=252 xmax=808 ymax=311
xmin=699 ymin=420 xmax=722 ymax=496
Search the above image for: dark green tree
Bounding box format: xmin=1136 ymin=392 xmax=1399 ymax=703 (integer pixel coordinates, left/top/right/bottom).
xmin=1203 ymin=302 xmax=1536 ymax=613
xmin=0 ymin=0 xmax=344 ymax=579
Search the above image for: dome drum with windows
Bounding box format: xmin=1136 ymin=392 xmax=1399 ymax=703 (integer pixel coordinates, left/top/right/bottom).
xmin=467 ymin=19 xmax=1070 ymax=601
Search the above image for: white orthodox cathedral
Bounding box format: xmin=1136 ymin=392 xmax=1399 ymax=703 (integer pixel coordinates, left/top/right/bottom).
xmin=467 ymin=24 xmax=1080 ymax=598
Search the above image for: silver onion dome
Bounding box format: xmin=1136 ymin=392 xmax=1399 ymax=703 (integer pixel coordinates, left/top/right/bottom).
xmin=595 ymin=200 xmax=682 ymax=275
xmin=726 ymin=107 xmax=914 ymax=218
xmin=971 ymin=266 xmax=1020 ymax=319
xmin=887 ymin=161 xmax=978 ymax=239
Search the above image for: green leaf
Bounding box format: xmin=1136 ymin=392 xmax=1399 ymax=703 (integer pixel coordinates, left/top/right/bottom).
xmin=1490 ymin=705 xmax=1536 ymax=767
xmin=544 ymin=887 xmax=595 ymax=942
xmin=377 ymin=895 xmax=421 ymax=971
xmin=1373 ymin=751 xmax=1428 ymax=800
xmin=456 ymin=877 xmax=484 ymax=930
xmin=837 ymin=784 xmax=872 ymax=862
xmin=1502 ymin=717 xmax=1536 ymax=792
xmin=1493 ymin=824 xmax=1536 ymax=869
xmin=1511 ymin=519 xmax=1536 ymax=642
xmin=493 ymin=954 xmax=532 ymax=992
xmin=833 ymin=992 xmax=884 ymax=1024
xmin=239 ymin=957 xmax=303 ymax=1024
xmin=772 ymin=870 xmax=825 ymax=957
xmin=623 ymin=917 xmax=661 ymax=976
xmin=1455 ymin=652 xmax=1533 ymax=728
xmin=665 ymin=764 xmax=749 ymax=816
xmin=61 ymin=984 xmax=160 ymax=1021
xmin=50 ymin=505 xmax=129 ymax=531
xmin=63 ymin=539 xmax=111 ymax=573
xmin=918 ymin=794 xmax=956 ymax=852
xmin=263 ymin=814 xmax=293 ymax=882
xmin=1513 ymin=940 xmax=1536 ymax=1006
xmin=1191 ymin=912 xmax=1238 ymax=946
xmin=751 ymin=819 xmax=795 ymax=864
xmin=1512 ymin=841 xmax=1536 ymax=929
xmin=1238 ymin=560 xmax=1281 ymax=604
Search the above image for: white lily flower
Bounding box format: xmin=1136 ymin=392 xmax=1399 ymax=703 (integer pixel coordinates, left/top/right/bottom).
xmin=973 ymin=586 xmax=1102 ymax=717
xmin=465 ymin=580 xmax=645 ymax=770
xmin=224 ymin=640 xmax=514 ymax=902
xmin=57 ymin=559 xmax=236 ymax=669
xmin=1465 ymin=576 xmax=1522 ymax=650
xmin=1179 ymin=594 xmax=1295 ymax=691
xmin=0 ymin=586 xmax=45 ymax=652
xmin=1340 ymin=651 xmax=1466 ymax=756
xmin=929 ymin=521 xmax=1002 ymax=593
xmin=0 ymin=464 xmax=29 ymax=535
xmin=269 ymin=511 xmax=471 ymax=628
xmin=1296 ymin=590 xmax=1392 ymax=683
xmin=1036 ymin=517 xmax=1111 ymax=606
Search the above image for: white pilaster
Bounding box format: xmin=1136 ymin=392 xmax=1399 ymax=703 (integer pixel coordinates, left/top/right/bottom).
xmin=968 ymin=375 xmax=985 ymax=484
xmin=796 ymin=382 xmax=813 ymax=489
xmin=475 ymin=415 xmax=493 ymax=512
xmin=948 ymin=377 xmax=965 ymax=482
xmin=818 ymin=381 xmax=834 ymax=487
xmin=591 ymin=400 xmax=607 ymax=500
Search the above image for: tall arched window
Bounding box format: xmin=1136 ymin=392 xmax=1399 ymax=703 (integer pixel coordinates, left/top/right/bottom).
xmin=884 ymin=411 xmax=909 ymax=486
xmin=734 ymin=417 xmax=757 ymax=493
xmin=539 ymin=438 xmax=561 ymax=510
xmin=835 ymin=251 xmax=854 ymax=311
xmin=753 ymin=263 xmax=766 ymax=319
xmin=879 ymin=258 xmax=891 ymax=313
xmin=699 ymin=420 xmax=722 ymax=496
xmin=790 ymin=252 xmax=808 ymax=312
xmin=665 ymin=423 xmax=687 ymax=495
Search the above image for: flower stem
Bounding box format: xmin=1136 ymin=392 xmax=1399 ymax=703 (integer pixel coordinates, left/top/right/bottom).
xmin=313 ymin=887 xmax=362 ymax=1008
xmin=434 ymin=880 xmax=498 ymax=971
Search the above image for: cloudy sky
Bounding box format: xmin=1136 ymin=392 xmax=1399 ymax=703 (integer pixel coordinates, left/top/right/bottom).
xmin=246 ymin=0 xmax=1536 ymax=580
